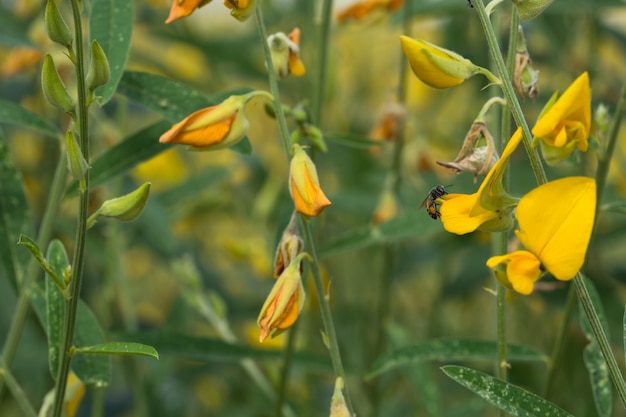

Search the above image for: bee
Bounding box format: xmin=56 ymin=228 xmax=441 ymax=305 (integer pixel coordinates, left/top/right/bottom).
xmin=467 ymin=0 xmax=474 ymax=7
xmin=420 ymin=185 xmax=449 ymax=220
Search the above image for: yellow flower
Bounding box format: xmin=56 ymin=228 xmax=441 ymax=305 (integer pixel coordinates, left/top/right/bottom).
xmin=532 ymin=72 xmax=591 ymax=165
xmin=487 ymin=176 xmax=596 ymax=295
xmin=289 ymin=144 xmax=332 ymax=217
xmin=165 ymin=0 xmax=213 ymax=24
xmin=223 ymin=0 xmax=256 ymax=22
xmin=159 ymin=92 xmax=271 ymax=151
xmin=400 ymin=37 xmax=499 ymax=89
xmin=440 ymin=128 xmax=523 ymax=234
xmin=287 ymin=28 xmax=305 ymax=77
xmin=257 ymin=252 xmax=310 ymax=342
xmin=65 ymin=372 xmax=85 ymax=417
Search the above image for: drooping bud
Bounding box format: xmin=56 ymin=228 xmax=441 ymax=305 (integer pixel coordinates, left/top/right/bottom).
xmin=42 ymin=54 xmax=75 ymax=115
xmin=224 ymin=0 xmax=256 ymax=22
xmin=87 ymin=182 xmax=151 ymax=228
xmin=45 ymin=0 xmax=73 ymax=48
xmin=273 ymin=212 xmax=303 ymax=278
xmin=65 ymin=130 xmax=89 ymax=184
xmin=510 ymin=0 xmax=554 ymax=20
xmin=86 ymin=40 xmax=110 ymax=92
xmin=513 ymin=26 xmax=539 ymax=100
xmin=330 ymin=377 xmax=351 ymax=417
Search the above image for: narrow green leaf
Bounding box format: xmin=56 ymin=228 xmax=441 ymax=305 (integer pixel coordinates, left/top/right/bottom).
xmin=74 ymin=342 xmax=159 ymax=359
xmin=367 ymin=339 xmax=549 ymax=379
xmin=71 ymin=302 xmax=111 ymax=386
xmin=0 ymin=98 xmax=60 ymax=138
xmin=600 ymin=201 xmax=626 ymax=214
xmin=45 ymin=240 xmax=69 ymax=379
xmin=17 ymin=234 xmax=63 ymax=289
xmin=325 ymin=132 xmax=390 ymax=149
xmin=0 ymin=138 xmax=33 ymax=291
xmin=117 ymin=71 xmax=251 ymax=123
xmin=442 ymin=365 xmax=574 ymax=417
xmin=156 ymin=168 xmax=228 ymax=208
xmin=578 ymin=277 xmax=612 ymax=417
xmin=89 ymin=0 xmax=133 ymax=105
xmin=118 ymin=332 xmax=330 ymax=369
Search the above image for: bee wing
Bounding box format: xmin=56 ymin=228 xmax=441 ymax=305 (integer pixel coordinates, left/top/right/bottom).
xmin=418 ymin=196 xmax=429 ymax=209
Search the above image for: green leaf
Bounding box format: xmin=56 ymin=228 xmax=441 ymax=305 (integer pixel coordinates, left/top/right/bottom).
xmin=30 ymin=285 xmax=110 ymax=385
xmin=0 ymin=98 xmax=60 ymax=138
xmin=367 ymin=339 xmax=549 ymax=379
xmin=579 ymin=277 xmax=612 ymax=417
xmin=118 ymin=332 xmax=330 ymax=369
xmin=45 ymin=240 xmax=69 ymax=379
xmin=71 ymin=302 xmax=111 ymax=386
xmin=89 ymin=0 xmax=133 ymax=105
xmin=442 ymin=365 xmax=574 ymax=417
xmin=74 ymin=342 xmax=159 ymax=359
xmin=67 ymin=121 xmax=171 ymax=194
xmin=117 ymin=71 xmax=251 ymax=123
xmin=156 ymin=168 xmax=228 ymax=208
xmin=600 ymin=201 xmax=626 ymax=214
xmin=0 ymin=139 xmax=33 ymax=291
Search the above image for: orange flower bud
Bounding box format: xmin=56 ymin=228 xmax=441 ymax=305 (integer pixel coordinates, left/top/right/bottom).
xmin=159 ymin=95 xmax=248 ymax=151
xmin=223 ymin=0 xmax=256 ymax=22
xmin=267 ymin=28 xmax=306 ymax=79
xmin=257 ymin=252 xmax=310 ymax=342
xmin=165 ymin=0 xmax=213 ymax=24
xmin=289 ymin=144 xmax=332 ymax=217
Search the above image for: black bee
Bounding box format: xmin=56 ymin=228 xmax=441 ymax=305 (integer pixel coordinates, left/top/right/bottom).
xmin=467 ymin=0 xmax=474 ymax=7
xmin=420 ymin=185 xmax=449 ymax=220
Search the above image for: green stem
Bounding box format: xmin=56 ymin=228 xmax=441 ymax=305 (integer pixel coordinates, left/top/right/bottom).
xmin=0 ymin=359 xmax=38 ymax=417
xmin=543 ymin=283 xmax=576 ymax=399
xmin=256 ymin=3 xmax=353 ymax=413
xmin=473 ymin=0 xmax=546 ymax=186
xmin=310 ymin=0 xmax=333 ymax=127
xmin=52 ymin=1 xmax=90 ymax=416
xmin=0 ymin=146 xmax=68 ymax=397
xmin=574 ymin=273 xmax=626 ymax=405
xmin=299 ymin=217 xmax=353 ymax=413
xmin=275 ymin=317 xmax=299 ymax=417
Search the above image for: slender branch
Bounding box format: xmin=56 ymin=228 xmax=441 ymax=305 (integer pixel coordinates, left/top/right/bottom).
xmin=311 ymin=0 xmax=333 ymax=127
xmin=0 ymin=360 xmax=38 ymax=417
xmin=52 ymin=0 xmax=91 ymax=415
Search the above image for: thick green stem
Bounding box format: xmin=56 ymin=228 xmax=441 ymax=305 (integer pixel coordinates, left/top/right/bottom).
xmin=473 ymin=0 xmax=546 ymax=186
xmin=0 ymin=147 xmax=68 ymax=398
xmin=52 ymin=1 xmax=90 ymax=416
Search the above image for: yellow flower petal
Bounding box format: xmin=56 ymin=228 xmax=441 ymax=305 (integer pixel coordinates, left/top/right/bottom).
xmin=487 ymin=250 xmax=542 ymax=295
xmin=440 ymin=193 xmax=499 ymax=235
xmin=515 ymin=176 xmax=596 ymax=281
xmin=532 ymin=72 xmax=590 ymax=151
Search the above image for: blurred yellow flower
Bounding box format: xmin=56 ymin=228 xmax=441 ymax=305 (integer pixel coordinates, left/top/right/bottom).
xmin=487 ymin=176 xmax=596 ymax=294
xmin=336 ymin=0 xmax=403 ymax=22
xmin=257 ymin=253 xmax=309 ymax=342
xmin=287 ymin=28 xmax=305 ymax=77
xmin=267 ymin=28 xmax=306 ymax=79
xmin=440 ymin=128 xmax=523 ymax=234
xmin=532 ymin=72 xmax=591 ymax=164
xmin=400 ymin=37 xmax=498 ymax=89
xmin=65 ymin=372 xmax=85 ymax=417
xmin=165 ymin=0 xmax=212 ymax=24
xmin=289 ymin=144 xmax=332 ymax=217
